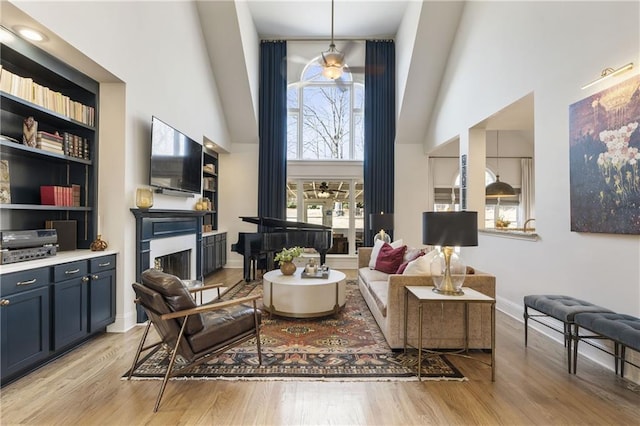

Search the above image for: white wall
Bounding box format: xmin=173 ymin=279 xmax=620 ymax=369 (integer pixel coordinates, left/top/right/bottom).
xmin=219 ymin=143 xmax=259 ymax=269
xmin=425 ymin=1 xmax=640 ymax=377
xmin=394 ymin=143 xmax=430 ymax=247
xmin=11 ymin=0 xmax=231 ymax=331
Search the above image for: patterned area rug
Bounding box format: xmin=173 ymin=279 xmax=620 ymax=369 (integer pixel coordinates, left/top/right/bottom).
xmin=126 ymin=280 xmax=465 ymax=381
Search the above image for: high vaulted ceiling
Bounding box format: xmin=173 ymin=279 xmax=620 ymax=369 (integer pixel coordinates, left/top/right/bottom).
xmin=196 ymin=0 xmax=466 ymax=147
xmin=246 ymin=0 xmax=410 ymax=39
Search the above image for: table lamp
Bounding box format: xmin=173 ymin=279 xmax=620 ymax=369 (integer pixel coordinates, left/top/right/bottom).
xmin=370 ymin=212 xmax=394 ymax=243
xmin=422 ymin=211 xmax=478 ymax=295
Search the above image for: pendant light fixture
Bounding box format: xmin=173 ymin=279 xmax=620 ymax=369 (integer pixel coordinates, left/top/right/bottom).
xmin=321 ymin=0 xmax=345 ymax=80
xmin=486 ymin=131 xmax=516 ymax=198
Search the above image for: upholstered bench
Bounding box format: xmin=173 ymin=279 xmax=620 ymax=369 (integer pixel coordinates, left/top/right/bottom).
xmin=523 ymin=295 xmax=613 ymax=372
xmin=573 ymin=312 xmax=640 ymax=377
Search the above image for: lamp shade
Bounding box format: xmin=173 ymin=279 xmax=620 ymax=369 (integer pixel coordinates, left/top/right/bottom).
xmin=422 ymin=211 xmax=478 ymax=247
xmin=485 ymin=175 xmax=517 ymax=198
xmin=369 ymin=213 xmax=394 ymax=231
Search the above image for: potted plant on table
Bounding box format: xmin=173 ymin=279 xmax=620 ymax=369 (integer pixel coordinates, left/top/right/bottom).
xmin=274 ymin=246 xmax=302 ymax=275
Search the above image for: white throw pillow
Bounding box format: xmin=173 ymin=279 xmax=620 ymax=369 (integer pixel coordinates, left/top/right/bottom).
xmin=403 ymin=247 xmax=423 ymax=263
xmin=402 ymin=249 xmax=438 ymax=275
xmin=369 ymin=238 xmax=404 ymax=269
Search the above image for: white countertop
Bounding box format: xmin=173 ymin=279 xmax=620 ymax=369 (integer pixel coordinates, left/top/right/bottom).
xmin=0 ymin=249 xmax=118 ymax=274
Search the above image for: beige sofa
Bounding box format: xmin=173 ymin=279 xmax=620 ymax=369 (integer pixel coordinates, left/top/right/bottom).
xmin=357 ymin=247 xmax=496 ymax=349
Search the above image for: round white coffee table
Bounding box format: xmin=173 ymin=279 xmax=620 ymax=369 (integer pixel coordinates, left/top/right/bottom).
xmin=262 ymin=267 xmax=346 ymax=318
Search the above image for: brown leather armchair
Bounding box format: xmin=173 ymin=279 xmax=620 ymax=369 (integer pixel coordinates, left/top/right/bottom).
xmin=127 ymin=269 xmax=262 ymax=412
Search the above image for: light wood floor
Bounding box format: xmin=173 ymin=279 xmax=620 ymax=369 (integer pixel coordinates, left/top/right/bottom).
xmin=1 ymin=268 xmax=638 ymax=425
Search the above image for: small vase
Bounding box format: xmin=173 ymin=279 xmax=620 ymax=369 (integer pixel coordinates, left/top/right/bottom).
xmin=90 ymin=234 xmax=108 ymax=251
xmin=280 ymin=261 xmax=296 ymax=276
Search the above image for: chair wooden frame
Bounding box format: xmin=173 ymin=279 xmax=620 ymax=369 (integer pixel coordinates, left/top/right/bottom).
xmin=127 ymin=293 xmax=262 ymax=412
xmin=185 ymin=281 xmax=225 ymax=304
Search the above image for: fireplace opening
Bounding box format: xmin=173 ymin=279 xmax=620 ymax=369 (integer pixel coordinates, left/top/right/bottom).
xmin=154 ymin=249 xmax=191 ymax=279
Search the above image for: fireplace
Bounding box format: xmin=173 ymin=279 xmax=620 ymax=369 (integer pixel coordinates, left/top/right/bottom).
xmin=131 ymin=209 xmax=206 ymax=322
xmin=154 ymin=249 xmax=191 ymax=279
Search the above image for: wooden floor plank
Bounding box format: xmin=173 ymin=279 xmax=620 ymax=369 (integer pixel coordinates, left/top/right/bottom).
xmin=1 ymin=268 xmax=638 ymax=425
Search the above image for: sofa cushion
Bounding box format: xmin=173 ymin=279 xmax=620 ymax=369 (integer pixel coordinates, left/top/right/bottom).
xmin=403 ymin=247 xmax=424 ymax=263
xmin=403 ymin=249 xmax=438 ymax=275
xmin=367 ymin=280 xmax=389 ymax=317
xmin=397 ymin=251 xmax=425 ymax=274
xmin=375 ymin=243 xmax=407 ymax=274
xmin=369 ymin=238 xmax=404 ymax=269
xmin=358 ymin=267 xmax=390 ymax=286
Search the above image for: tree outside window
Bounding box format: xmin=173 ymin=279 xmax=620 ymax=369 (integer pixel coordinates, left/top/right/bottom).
xmin=288 ymin=60 xmax=364 ymax=160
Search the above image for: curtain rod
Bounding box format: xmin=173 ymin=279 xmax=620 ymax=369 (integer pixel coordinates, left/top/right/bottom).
xmin=432 ymin=156 xmax=533 ymax=159
xmin=261 ymin=37 xmax=394 ymax=42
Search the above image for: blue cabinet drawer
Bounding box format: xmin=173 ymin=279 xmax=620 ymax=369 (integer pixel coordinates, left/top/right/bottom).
xmin=90 ymin=255 xmax=116 ymax=272
xmin=0 ymin=268 xmax=50 ymax=296
xmin=53 ymin=261 xmax=87 ymax=282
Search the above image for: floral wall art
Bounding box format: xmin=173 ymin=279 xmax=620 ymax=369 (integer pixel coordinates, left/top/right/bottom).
xmin=569 ymin=74 xmax=640 ymax=234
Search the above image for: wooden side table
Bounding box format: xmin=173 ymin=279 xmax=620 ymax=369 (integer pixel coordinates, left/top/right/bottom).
xmin=403 ymin=285 xmax=496 ymax=381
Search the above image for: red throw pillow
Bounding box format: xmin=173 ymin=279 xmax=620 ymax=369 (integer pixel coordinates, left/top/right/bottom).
xmin=396 ymin=250 xmax=425 ymax=274
xmin=375 ymin=243 xmax=407 ymax=274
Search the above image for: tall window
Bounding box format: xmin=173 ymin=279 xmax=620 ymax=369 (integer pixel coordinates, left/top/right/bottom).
xmin=288 ymin=59 xmax=364 ymax=160
xmin=286 ymin=56 xmax=365 ymax=256
xmin=287 ymin=179 xmax=364 ymax=255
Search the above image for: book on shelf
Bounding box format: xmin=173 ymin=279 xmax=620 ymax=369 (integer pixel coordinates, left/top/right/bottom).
xmin=203 ymin=177 xmax=215 ymax=191
xmin=62 ymin=132 xmax=89 ymax=160
xmin=0 ymin=67 xmax=13 ymax=93
xmin=45 ymin=219 xmax=78 ymax=251
xmin=0 ymin=67 xmax=95 ymax=127
xmin=36 ymin=144 xmax=64 ymax=155
xmin=40 ymin=185 xmax=77 ymax=206
xmin=36 ymin=132 xmax=64 ymax=154
xmin=36 ymin=130 xmax=63 ymax=143
xmin=72 ymin=184 xmax=81 ymax=207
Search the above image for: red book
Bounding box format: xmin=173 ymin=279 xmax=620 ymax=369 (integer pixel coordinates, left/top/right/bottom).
xmin=40 ymin=185 xmax=58 ymax=205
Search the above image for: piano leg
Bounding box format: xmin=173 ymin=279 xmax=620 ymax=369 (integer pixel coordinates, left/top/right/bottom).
xmin=320 ymin=251 xmax=327 ymax=266
xmin=244 ymin=247 xmax=253 ymax=282
xmin=252 ymin=255 xmax=257 ymax=281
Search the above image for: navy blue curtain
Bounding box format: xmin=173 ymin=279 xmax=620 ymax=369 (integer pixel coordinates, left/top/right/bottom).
xmin=258 ymin=41 xmax=287 ymax=228
xmin=364 ymin=40 xmax=395 ymax=246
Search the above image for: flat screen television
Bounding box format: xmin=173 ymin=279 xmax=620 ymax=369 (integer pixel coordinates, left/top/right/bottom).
xmin=149 ymin=116 xmax=202 ymax=195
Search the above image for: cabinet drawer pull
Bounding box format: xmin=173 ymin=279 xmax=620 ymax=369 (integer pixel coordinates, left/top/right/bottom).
xmin=98 ymin=262 xmax=111 ymax=267
xmin=0 ymin=299 xmax=10 ymax=306
xmin=92 ymin=275 xmax=99 ymax=280
xmin=17 ymin=278 xmax=37 ymax=286
xmin=65 ymin=268 xmax=81 ymax=275
xmin=81 ymin=276 xmax=90 ymax=283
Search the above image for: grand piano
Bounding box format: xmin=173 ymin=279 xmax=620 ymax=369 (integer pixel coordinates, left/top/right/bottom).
xmin=231 ymin=216 xmax=332 ymax=281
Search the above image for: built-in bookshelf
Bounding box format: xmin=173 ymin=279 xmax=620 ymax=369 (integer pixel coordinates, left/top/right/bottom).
xmin=0 ymin=27 xmax=98 ymax=248
xmin=202 ymin=148 xmax=218 ymax=233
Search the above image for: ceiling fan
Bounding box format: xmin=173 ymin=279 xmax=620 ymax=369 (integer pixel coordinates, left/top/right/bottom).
xmin=305 ymin=181 xmax=348 ymax=198
xmin=320 ymin=0 xmax=346 ymax=80
xmin=284 ymin=0 xmax=385 ymax=84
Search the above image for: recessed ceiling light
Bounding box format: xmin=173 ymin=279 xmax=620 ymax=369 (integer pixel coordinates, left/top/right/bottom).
xmin=14 ymin=26 xmax=48 ymax=42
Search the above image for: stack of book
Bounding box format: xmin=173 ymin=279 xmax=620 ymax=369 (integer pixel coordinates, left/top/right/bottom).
xmin=36 ymin=131 xmax=64 ymax=155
